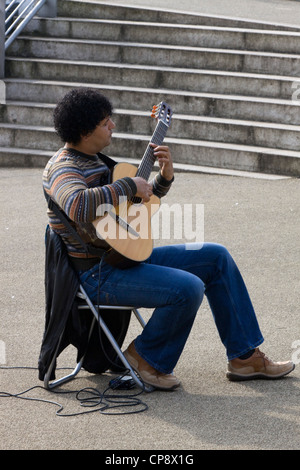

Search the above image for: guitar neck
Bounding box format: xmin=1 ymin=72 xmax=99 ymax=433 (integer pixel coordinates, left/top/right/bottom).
xmin=136 ymin=119 xmax=169 ymax=181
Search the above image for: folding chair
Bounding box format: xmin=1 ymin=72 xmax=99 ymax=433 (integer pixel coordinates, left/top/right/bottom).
xmin=43 ymin=283 xmax=154 ymax=393
xmin=42 ymin=186 xmax=154 ymax=393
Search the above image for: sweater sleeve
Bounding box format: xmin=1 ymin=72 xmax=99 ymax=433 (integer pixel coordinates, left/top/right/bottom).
xmin=44 ymin=160 xmax=137 ymax=223
xmin=151 ymin=171 xmax=174 ymax=198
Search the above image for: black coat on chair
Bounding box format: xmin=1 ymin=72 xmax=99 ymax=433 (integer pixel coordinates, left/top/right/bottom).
xmin=38 ymin=226 xmax=131 ymax=381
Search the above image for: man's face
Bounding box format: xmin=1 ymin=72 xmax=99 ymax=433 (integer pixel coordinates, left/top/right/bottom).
xmin=85 ymin=115 xmax=115 ymax=153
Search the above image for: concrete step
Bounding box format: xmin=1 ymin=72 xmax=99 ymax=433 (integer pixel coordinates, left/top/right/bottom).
xmin=5 ymin=79 xmax=300 ymax=125
xmin=0 ymin=146 xmax=291 ymax=180
xmin=5 ymin=57 xmax=300 ymax=101
xmin=57 ymin=0 xmax=300 ymax=30
xmin=2 ymin=0 xmax=300 ymax=176
xmin=0 ymin=128 xmax=299 ymax=176
xmin=113 ymin=133 xmax=300 ymax=177
xmin=0 ymin=147 xmax=53 ymax=167
xmin=24 ymin=17 xmax=300 ymax=53
xmin=0 ymin=123 xmax=58 ymax=150
xmin=114 ymin=110 xmax=300 ymax=151
xmin=7 ymin=36 xmax=300 ymax=76
xmin=1 ymin=101 xmax=55 ymax=127
xmin=2 ymin=101 xmax=300 ymax=151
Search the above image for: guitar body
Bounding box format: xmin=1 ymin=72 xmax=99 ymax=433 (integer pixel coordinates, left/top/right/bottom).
xmin=92 ymin=101 xmax=173 ymax=265
xmin=93 ymin=162 xmax=160 ymax=262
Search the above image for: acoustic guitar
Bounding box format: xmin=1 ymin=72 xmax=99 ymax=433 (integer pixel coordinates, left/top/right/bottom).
xmin=92 ymin=101 xmax=173 ymax=263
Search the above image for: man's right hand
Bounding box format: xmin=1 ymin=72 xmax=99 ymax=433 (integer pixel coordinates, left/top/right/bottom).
xmin=132 ymin=177 xmax=153 ymax=202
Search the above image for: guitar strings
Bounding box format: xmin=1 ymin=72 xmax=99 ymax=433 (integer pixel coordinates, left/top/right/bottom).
xmin=136 ymin=121 xmax=168 ymax=180
xmin=118 ymin=120 xmax=169 ymax=227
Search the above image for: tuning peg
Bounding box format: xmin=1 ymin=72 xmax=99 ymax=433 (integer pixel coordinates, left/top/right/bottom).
xmin=150 ymin=102 xmax=173 ymax=125
xmin=151 ymin=103 xmax=161 ymax=118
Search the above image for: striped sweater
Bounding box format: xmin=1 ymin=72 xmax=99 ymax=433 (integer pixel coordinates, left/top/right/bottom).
xmin=42 ymin=147 xmax=173 ymax=261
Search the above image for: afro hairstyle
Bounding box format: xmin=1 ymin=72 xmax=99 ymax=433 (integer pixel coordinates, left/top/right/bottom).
xmin=53 ymin=88 xmax=113 ymax=145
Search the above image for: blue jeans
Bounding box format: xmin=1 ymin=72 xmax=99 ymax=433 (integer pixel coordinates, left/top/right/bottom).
xmin=78 ymin=243 xmax=264 ymax=374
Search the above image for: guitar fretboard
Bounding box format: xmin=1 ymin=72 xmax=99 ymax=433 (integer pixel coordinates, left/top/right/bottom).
xmin=136 ymin=120 xmax=169 ymax=181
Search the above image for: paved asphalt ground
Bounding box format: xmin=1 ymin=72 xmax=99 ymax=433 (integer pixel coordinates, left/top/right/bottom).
xmin=1 ymin=167 xmax=299 ymax=451
xmin=1 ymin=0 xmax=300 ymax=453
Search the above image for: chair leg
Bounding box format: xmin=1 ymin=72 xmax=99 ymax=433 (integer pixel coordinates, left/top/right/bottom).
xmin=132 ymin=307 xmax=147 ymax=329
xmin=44 ymin=316 xmax=96 ymax=390
xmin=44 ymin=285 xmax=154 ymax=392
xmin=78 ymin=285 xmax=154 ymax=393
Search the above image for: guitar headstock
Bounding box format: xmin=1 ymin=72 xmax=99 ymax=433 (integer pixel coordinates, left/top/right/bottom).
xmin=151 ymin=101 xmax=173 ymax=127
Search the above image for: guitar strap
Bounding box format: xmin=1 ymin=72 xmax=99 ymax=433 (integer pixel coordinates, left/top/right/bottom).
xmin=97 ymin=152 xmax=117 ymax=170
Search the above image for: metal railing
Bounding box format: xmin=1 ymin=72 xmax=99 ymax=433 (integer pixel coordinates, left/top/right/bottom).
xmin=0 ymin=0 xmax=56 ymax=79
xmin=4 ymin=0 xmax=56 ymax=50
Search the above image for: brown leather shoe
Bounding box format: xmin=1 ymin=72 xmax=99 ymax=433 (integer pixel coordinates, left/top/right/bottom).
xmin=124 ymin=341 xmax=181 ymax=391
xmin=227 ymin=348 xmax=295 ymax=381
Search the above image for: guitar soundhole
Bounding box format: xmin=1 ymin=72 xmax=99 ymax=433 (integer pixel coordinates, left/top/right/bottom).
xmin=131 ymin=196 xmax=143 ymax=204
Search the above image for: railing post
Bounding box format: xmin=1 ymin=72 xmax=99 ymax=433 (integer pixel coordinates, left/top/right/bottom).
xmin=0 ymin=0 xmax=6 ymax=103
xmin=38 ymin=0 xmax=57 ymax=18
xmin=0 ymin=0 xmax=5 ymax=79
xmin=2 ymin=0 xmax=57 ymax=82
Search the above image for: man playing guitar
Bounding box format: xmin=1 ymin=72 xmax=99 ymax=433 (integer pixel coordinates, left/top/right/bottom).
xmin=43 ymin=88 xmax=294 ymax=390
